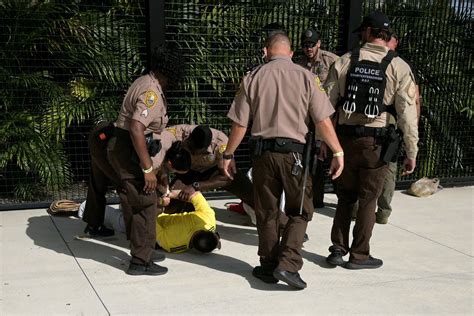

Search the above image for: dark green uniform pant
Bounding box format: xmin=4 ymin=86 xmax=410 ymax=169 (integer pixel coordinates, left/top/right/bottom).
xmin=331 ymin=135 xmax=387 ymax=262
xmin=377 ymin=162 xmax=397 ymax=219
xmin=252 ymin=151 xmax=314 ymax=273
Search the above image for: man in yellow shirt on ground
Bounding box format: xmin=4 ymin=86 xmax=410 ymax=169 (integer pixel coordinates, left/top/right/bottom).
xmin=156 ymin=190 xmax=220 ymax=253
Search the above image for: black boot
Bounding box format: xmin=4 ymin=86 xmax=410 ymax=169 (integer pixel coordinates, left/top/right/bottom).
xmin=252 ymin=266 xmax=278 ymax=284
xmin=326 ymin=247 xmax=345 ymax=266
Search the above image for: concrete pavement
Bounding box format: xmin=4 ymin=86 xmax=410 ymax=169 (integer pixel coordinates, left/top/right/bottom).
xmin=1 ymin=186 xmax=472 ymax=315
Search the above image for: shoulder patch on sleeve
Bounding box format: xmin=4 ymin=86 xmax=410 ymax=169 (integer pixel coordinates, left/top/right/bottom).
xmin=315 ymin=76 xmax=325 ymax=92
xmin=144 ymin=91 xmax=158 ymax=108
xmin=218 ymin=144 xmax=227 ymax=154
xmin=166 ymin=127 xmax=177 ymax=137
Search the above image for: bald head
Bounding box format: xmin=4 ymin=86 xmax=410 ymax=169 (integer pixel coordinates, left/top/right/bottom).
xmin=264 ymin=32 xmax=293 ymax=58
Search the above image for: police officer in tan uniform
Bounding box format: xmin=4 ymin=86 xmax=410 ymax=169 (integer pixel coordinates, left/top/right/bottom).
xmin=298 ymin=28 xmax=338 ymax=83
xmin=222 ymin=32 xmax=344 ymax=289
xmin=324 ymin=12 xmax=419 ymax=269
xmin=104 ymin=44 xmax=182 ymax=276
xmin=166 ymin=124 xmax=254 ymax=209
xmin=375 ymin=31 xmax=421 ymax=224
xmin=297 ymin=28 xmax=339 ymax=208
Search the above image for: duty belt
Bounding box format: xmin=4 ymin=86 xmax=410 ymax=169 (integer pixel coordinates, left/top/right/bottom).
xmin=114 ymin=127 xmax=131 ymax=140
xmin=114 ymin=127 xmax=154 ymax=142
xmin=336 ymin=125 xmax=388 ymax=138
xmin=262 ymin=138 xmax=305 ymax=154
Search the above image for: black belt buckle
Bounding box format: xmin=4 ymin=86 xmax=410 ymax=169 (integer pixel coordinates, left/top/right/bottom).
xmin=374 ymin=128 xmax=382 ymax=138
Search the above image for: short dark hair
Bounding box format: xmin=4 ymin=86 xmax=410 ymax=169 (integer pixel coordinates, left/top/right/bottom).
xmin=165 ymin=141 xmax=191 ymax=172
xmin=189 ymin=125 xmax=212 ymax=150
xmin=191 ymin=230 xmax=220 ymax=253
xmin=370 ymin=28 xmax=392 ymax=42
xmin=150 ymin=42 xmax=185 ymax=84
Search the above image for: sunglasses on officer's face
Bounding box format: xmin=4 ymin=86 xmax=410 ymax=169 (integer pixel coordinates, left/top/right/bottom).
xmin=302 ymin=42 xmax=316 ymax=49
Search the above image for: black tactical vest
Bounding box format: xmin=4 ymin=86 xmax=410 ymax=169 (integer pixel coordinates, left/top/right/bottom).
xmin=341 ymin=48 xmax=396 ymax=119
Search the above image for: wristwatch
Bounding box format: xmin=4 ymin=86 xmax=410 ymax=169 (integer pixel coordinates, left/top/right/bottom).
xmin=192 ymin=182 xmax=200 ymax=190
xmin=222 ymin=153 xmax=234 ymax=160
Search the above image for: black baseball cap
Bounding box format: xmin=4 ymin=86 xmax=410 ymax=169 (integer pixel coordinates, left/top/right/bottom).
xmin=301 ymin=28 xmax=320 ymax=44
xmin=353 ymin=11 xmax=391 ymax=33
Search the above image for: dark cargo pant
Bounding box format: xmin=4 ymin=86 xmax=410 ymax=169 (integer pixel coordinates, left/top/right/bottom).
xmin=252 ymin=151 xmax=314 ymax=273
xmin=331 ymin=135 xmax=387 ymax=262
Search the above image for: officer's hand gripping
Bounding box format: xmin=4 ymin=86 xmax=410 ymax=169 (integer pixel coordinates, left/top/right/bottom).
xmin=178 ymin=186 xmax=195 ymax=201
xmin=329 ymin=155 xmax=344 ymax=180
xmin=401 ymin=157 xmax=416 ymax=176
xmin=222 ymin=158 xmax=237 ymax=180
xmin=143 ymin=172 xmax=157 ymax=194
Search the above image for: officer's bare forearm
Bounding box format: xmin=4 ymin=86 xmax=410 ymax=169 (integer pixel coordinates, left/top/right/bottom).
xmin=224 ymin=122 xmax=247 ymax=155
xmin=198 ymin=175 xmax=231 ymax=191
xmin=129 ymin=119 xmax=152 ymax=168
xmin=316 ymin=118 xmax=343 ymax=153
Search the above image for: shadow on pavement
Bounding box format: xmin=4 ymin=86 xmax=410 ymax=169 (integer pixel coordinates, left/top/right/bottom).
xmin=26 ymin=215 xmax=131 ymax=272
xmin=165 ymin=251 xmax=297 ymax=291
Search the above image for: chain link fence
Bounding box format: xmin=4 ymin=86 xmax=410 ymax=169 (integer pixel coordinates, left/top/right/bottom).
xmin=0 ymin=0 xmax=472 ymax=209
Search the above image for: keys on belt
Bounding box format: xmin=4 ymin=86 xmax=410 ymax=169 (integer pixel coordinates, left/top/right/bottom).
xmin=291 ymin=153 xmax=303 ymax=176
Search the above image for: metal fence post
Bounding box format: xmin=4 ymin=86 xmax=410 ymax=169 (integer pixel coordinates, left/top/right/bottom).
xmin=339 ymin=0 xmax=362 ymax=53
xmin=146 ymin=0 xmax=166 ymax=69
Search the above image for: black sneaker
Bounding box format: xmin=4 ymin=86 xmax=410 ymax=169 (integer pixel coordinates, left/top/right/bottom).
xmin=126 ymin=262 xmax=168 ymax=276
xmin=273 ymin=268 xmax=307 ymax=289
xmin=346 ymin=256 xmax=383 ymax=270
xmin=326 ymin=247 xmax=345 ymax=266
xmin=151 ymin=252 xmax=166 ymax=262
xmin=252 ymin=266 xmax=278 ymax=284
xmin=84 ymin=224 xmax=114 ymax=237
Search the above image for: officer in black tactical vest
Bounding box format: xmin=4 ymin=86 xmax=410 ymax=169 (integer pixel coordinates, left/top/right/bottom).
xmin=324 ymin=11 xmax=419 ymax=270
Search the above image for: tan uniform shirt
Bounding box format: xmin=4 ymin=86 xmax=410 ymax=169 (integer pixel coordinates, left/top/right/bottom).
xmin=228 ymin=56 xmax=335 ymax=144
xmin=297 ymin=49 xmax=338 ymax=83
xmin=167 ymin=124 xmax=228 ymax=173
xmin=325 ymin=43 xmax=419 ymax=159
xmin=151 ymin=130 xmax=176 ymax=169
xmin=115 ymin=73 xmax=168 ymax=135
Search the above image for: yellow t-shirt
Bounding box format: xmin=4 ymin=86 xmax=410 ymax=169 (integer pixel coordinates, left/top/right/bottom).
xmin=156 ymin=193 xmax=216 ymax=253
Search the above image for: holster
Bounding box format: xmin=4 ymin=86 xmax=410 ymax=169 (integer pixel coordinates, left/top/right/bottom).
xmin=131 ymin=133 xmax=162 ymax=164
xmin=248 ymin=136 xmax=263 ymax=158
xmin=381 ymin=125 xmax=402 ymax=163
